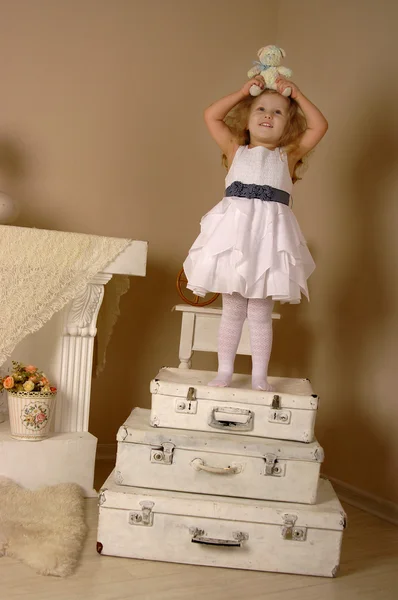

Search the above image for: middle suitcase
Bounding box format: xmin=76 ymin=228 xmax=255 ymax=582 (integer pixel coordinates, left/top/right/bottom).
xmin=115 ymin=408 xmax=324 ymax=504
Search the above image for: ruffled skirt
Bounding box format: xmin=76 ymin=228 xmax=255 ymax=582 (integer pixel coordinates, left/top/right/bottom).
xmin=183 ymin=196 xmax=315 ymax=303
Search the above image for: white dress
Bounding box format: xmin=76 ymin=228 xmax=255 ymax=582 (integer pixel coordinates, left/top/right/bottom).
xmin=183 ymin=145 xmax=315 ymax=303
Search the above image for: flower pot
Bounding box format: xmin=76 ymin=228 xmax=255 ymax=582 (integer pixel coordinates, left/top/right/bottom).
xmin=7 ymin=390 xmax=57 ymax=441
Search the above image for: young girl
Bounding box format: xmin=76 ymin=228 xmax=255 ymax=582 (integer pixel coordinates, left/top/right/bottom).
xmin=183 ymin=75 xmax=328 ymax=391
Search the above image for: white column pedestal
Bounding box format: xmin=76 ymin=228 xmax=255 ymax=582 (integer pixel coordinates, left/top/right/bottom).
xmin=55 ymin=273 xmax=112 ymax=433
xmin=0 ymin=238 xmax=148 ymax=496
xmin=0 ymin=421 xmax=98 ymax=496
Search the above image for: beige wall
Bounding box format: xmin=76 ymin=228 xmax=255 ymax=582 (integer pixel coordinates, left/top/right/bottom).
xmin=276 ymin=0 xmax=398 ymax=504
xmin=1 ymin=1 xmax=397 ymax=504
xmin=0 ymin=4 xmax=277 ymax=437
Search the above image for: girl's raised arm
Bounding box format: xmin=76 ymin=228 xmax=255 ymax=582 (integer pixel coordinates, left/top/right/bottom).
xmin=204 ymin=77 xmax=265 ymax=160
xmin=276 ymin=77 xmax=328 ymax=160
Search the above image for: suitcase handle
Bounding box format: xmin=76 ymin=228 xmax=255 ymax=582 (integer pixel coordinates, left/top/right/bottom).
xmin=190 ymin=458 xmax=242 ymax=475
xmin=191 ymin=528 xmax=249 ymax=547
xmin=208 ymin=407 xmax=254 ymax=431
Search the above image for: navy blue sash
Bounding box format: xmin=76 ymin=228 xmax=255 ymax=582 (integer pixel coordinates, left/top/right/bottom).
xmin=225 ymin=181 xmax=290 ymax=206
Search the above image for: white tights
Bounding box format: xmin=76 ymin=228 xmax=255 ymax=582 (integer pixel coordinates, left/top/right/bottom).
xmin=208 ymin=293 xmax=274 ymax=391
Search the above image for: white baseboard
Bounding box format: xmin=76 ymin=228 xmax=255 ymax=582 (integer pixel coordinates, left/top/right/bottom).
xmin=94 ymin=446 xmax=398 ymax=525
xmin=96 ymin=443 xmax=117 ymax=461
xmin=327 ymin=475 xmax=398 ymax=526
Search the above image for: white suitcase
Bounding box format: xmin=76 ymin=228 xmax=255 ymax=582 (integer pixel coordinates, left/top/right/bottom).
xmin=150 ymin=368 xmax=319 ymax=442
xmin=97 ymin=473 xmax=346 ymax=578
xmin=115 ymin=408 xmax=324 ymax=504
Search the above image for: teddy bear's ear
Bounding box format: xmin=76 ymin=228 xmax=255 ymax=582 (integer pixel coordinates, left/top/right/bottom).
xmin=257 ymin=46 xmax=266 ymax=58
xmin=279 ymin=47 xmax=286 ymax=58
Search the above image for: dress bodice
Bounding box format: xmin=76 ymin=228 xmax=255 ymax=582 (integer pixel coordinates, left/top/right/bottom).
xmin=225 ymin=145 xmax=293 ymax=196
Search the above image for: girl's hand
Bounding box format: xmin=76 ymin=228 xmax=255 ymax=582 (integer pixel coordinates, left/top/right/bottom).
xmin=241 ymin=76 xmax=265 ymax=96
xmin=276 ymin=76 xmax=300 ymax=99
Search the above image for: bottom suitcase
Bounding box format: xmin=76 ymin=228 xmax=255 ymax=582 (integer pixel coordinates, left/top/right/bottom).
xmin=97 ymin=472 xmax=346 ymax=578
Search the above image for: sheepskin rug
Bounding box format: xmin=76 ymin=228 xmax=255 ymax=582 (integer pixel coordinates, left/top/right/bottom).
xmin=0 ymin=476 xmax=87 ymax=576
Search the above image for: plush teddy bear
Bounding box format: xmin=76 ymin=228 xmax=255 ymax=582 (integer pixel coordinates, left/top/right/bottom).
xmin=247 ymin=45 xmax=293 ymax=97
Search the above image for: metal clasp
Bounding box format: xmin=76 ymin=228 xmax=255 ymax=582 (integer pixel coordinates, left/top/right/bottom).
xmin=129 ymin=501 xmax=154 ymax=527
xmin=264 ymin=454 xmax=276 ymax=475
xmin=268 ymin=396 xmax=291 ymax=425
xmin=272 ymin=395 xmax=281 ymax=409
xmin=264 ymin=453 xmax=277 ymax=475
xmin=263 ymin=454 xmax=285 ymax=477
xmin=150 ymin=442 xmax=175 ymax=465
xmin=187 ymin=387 xmax=196 ymax=401
xmin=175 ymin=387 xmax=198 ymax=414
xmin=281 ymin=514 xmax=307 ymax=541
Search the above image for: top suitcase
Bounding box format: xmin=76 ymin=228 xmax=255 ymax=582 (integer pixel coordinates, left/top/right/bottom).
xmin=150 ymin=368 xmax=319 ymax=442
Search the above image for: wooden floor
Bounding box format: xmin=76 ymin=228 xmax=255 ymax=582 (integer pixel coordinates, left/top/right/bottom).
xmin=1 ymin=461 xmax=398 ymax=600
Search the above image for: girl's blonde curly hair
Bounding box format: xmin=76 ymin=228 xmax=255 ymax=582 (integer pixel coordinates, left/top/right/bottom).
xmin=222 ymin=90 xmax=309 ymax=183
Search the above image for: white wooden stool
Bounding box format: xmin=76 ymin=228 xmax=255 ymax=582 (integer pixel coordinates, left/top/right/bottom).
xmin=173 ymin=304 xmax=281 ymax=369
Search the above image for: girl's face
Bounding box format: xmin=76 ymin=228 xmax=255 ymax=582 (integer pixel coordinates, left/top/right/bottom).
xmin=247 ymin=92 xmax=290 ymax=148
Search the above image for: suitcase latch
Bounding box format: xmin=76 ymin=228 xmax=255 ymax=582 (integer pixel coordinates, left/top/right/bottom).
xmin=268 ymin=410 xmax=291 ymax=425
xmin=150 ymin=442 xmax=175 ymax=465
xmin=281 ymin=514 xmax=307 ymax=541
xmin=175 ymin=387 xmax=198 ymax=414
xmin=187 ymin=387 xmax=196 ymax=401
xmin=263 ymin=453 xmax=285 ymax=476
xmin=269 ymin=396 xmax=291 ymax=425
xmin=129 ymin=501 xmax=154 ymax=527
xmin=272 ymin=395 xmax=281 ymax=409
